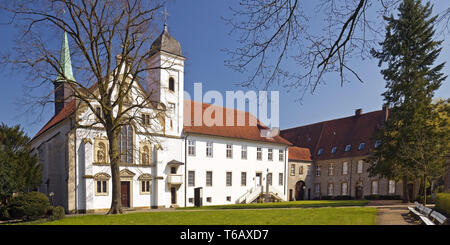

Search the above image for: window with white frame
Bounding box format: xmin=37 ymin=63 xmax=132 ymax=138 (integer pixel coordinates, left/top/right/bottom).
xmin=328 ymin=163 xmax=334 ymax=176
xmin=299 ymin=166 xmax=304 ymax=175
xmin=315 ymin=183 xmax=320 ymax=194
xmin=341 ymin=182 xmax=348 ymax=195
xmin=316 ymin=165 xmax=321 ymax=176
xmin=357 ymin=160 xmax=363 ymax=173
xmin=372 ymin=180 xmax=379 ymax=194
xmin=317 ymin=148 xmax=324 ymax=156
xmin=206 ymin=171 xmax=212 ymax=186
xmin=307 ymin=166 xmax=311 ymax=176
xmin=226 ymin=144 xmax=233 ymax=159
xmin=226 ymin=172 xmax=232 ymax=186
xmin=389 ymin=180 xmax=396 ymax=194
xmin=279 ymin=149 xmax=284 ymax=161
xmin=257 ymin=147 xmax=262 ymax=160
xmin=188 ymin=140 xmax=196 ymax=156
xmin=241 ymin=145 xmax=247 ymax=160
xmin=279 ymin=173 xmax=283 ymax=186
xmin=327 ymin=183 xmax=334 ymax=196
xmin=241 ymin=172 xmax=247 ymax=186
xmin=342 ymin=162 xmax=348 ymax=175
xmin=290 ymin=164 xmax=295 ymax=176
xmin=344 ymin=144 xmax=351 ymax=152
xmin=374 ymin=140 xmax=381 ymax=148
xmin=331 ymin=146 xmax=337 ymax=154
xmin=188 ymin=171 xmax=195 ymax=187
xmin=206 ymin=142 xmax=213 ymax=157
xmin=168 ymin=102 xmax=175 ymax=112
xmin=358 ymin=142 xmax=366 ymax=150
xmin=268 ymin=149 xmax=273 ymax=161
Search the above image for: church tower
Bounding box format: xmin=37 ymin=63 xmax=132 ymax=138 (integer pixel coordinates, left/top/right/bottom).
xmin=146 ymin=23 xmax=185 ymax=136
xmin=54 ymin=31 xmax=75 ymax=115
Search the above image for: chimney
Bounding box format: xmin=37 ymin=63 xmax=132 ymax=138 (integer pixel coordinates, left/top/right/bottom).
xmin=355 ymin=108 xmax=362 ymax=117
xmin=54 ymin=31 xmax=75 ymax=115
xmin=382 ymin=104 xmax=389 ymax=122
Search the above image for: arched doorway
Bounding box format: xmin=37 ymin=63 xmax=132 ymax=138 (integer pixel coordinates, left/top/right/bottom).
xmin=295 ymin=181 xmax=305 ymax=200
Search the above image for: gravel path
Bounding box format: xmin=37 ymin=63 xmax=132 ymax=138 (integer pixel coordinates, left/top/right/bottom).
xmin=375 ymin=207 xmax=419 ymax=225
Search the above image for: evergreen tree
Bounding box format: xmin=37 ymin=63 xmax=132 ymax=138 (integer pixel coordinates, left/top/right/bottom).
xmin=0 ymin=124 xmax=41 ymax=205
xmin=368 ymin=0 xmax=447 ymax=203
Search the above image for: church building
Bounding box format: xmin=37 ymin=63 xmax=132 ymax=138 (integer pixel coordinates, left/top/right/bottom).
xmin=30 ymin=26 xmax=291 ymax=213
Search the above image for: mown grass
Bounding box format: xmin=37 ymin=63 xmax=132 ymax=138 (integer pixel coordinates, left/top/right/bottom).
xmin=38 ymin=207 xmax=376 ymax=225
xmin=177 ymin=200 xmax=369 ymax=210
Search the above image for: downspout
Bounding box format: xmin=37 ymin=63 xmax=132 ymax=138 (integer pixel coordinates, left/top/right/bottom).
xmin=184 ymin=134 xmax=188 ymax=207
xmin=73 ymin=124 xmax=77 ymax=212
xmin=284 ymin=146 xmax=288 ymax=196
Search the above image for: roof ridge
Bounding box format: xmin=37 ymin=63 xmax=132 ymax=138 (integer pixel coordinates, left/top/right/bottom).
xmin=281 ymin=109 xmax=383 ymax=132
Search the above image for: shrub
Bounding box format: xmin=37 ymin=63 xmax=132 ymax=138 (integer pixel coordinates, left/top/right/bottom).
xmin=379 ymin=195 xmax=402 ymax=200
xmin=435 ymin=193 xmax=450 ymax=216
xmin=50 ymin=206 xmax=65 ymax=220
xmin=415 ymin=195 xmax=434 ymax=204
xmin=364 ymin=195 xmax=381 ymax=200
xmin=333 ymin=195 xmax=352 ymax=200
xmin=7 ymin=192 xmax=51 ymax=220
xmin=320 ymin=196 xmax=333 ymax=200
xmin=0 ymin=205 xmax=10 ymax=220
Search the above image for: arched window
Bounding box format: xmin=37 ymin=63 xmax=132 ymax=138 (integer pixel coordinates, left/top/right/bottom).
xmin=118 ymin=125 xmax=133 ymax=163
xmin=97 ymin=142 xmax=106 ymax=163
xmin=169 ymin=77 xmax=175 ymax=92
xmin=141 ymin=146 xmax=150 ymax=165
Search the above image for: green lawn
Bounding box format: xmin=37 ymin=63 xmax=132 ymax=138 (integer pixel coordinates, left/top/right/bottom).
xmin=39 ymin=207 xmax=376 ymax=225
xmin=178 ymin=200 xmax=369 ymax=210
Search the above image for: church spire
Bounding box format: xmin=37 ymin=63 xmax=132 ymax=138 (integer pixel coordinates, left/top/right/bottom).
xmin=54 ymin=31 xmax=75 ymax=115
xmin=56 ymin=31 xmax=75 ymax=82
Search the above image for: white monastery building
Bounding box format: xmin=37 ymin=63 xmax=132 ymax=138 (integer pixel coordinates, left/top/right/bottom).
xmin=30 ymin=27 xmax=291 ymax=213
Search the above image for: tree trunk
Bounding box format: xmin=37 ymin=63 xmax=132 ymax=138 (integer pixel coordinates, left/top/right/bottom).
xmin=107 ymin=131 xmax=123 ymax=214
xmin=423 ymin=174 xmax=427 ymax=205
xmin=402 ymin=175 xmax=409 ymax=203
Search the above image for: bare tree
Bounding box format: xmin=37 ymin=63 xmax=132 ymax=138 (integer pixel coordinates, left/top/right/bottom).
xmin=0 ymin=0 xmax=173 ymax=214
xmin=223 ymin=0 xmax=449 ymax=100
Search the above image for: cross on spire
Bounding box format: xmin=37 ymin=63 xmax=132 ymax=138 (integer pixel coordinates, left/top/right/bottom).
xmin=163 ymin=8 xmax=169 ymax=31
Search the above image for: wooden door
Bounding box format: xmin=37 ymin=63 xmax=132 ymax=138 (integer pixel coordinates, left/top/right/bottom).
xmin=121 ymin=181 xmax=130 ymax=208
xmin=256 ymin=173 xmax=261 ymax=187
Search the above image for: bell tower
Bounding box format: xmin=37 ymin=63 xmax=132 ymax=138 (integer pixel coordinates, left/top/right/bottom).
xmin=146 ymin=23 xmax=185 ymax=136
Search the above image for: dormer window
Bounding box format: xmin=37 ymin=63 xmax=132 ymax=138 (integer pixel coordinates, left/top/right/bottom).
xmin=331 ymin=147 xmax=337 ymax=154
xmin=344 ymin=144 xmax=351 ymax=152
xmin=374 ymin=140 xmax=381 ymax=148
xmin=169 ymin=77 xmax=175 ymax=92
xmin=358 ymin=142 xmax=366 ymax=151
xmin=317 ymin=148 xmax=324 ymax=156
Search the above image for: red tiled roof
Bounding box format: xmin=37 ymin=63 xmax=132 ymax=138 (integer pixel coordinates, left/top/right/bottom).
xmin=280 ymin=109 xmax=387 ymax=160
xmin=33 ymin=99 xmax=291 ymax=145
xmin=33 ymin=99 xmax=76 ymax=141
xmin=183 ymin=100 xmax=291 ymax=145
xmin=288 ymin=146 xmax=312 ymax=161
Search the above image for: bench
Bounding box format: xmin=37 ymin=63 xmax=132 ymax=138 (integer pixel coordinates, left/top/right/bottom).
xmin=430 ymin=211 xmax=448 ymax=225
xmin=408 ymin=204 xmax=435 ymax=225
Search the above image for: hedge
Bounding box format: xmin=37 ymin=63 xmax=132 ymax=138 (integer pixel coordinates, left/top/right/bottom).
xmin=435 ymin=193 xmax=450 ymax=216
xmin=7 ymin=192 xmax=51 ymax=220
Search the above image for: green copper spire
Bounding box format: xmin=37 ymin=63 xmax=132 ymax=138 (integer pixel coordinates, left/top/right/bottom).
xmin=56 ymin=31 xmax=75 ymax=82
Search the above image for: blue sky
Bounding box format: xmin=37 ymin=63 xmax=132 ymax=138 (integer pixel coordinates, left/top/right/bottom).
xmin=0 ymin=0 xmax=448 ymax=137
